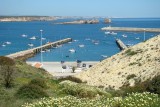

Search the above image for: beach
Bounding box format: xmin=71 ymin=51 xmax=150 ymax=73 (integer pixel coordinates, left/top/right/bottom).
xmin=26 ymin=61 xmax=99 ymax=78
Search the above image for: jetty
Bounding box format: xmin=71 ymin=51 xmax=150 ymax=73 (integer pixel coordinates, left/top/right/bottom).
xmin=6 ymin=38 xmax=72 ymax=60
xmin=116 ymin=39 xmax=127 ymax=50
xmin=101 ymin=27 xmax=160 ymax=32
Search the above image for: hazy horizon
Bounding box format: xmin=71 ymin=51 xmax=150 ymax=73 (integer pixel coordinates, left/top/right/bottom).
xmin=0 ymin=0 xmax=160 ymax=18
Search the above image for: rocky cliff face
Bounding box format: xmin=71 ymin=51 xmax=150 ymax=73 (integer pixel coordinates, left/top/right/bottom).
xmin=75 ymin=35 xmax=160 ymax=90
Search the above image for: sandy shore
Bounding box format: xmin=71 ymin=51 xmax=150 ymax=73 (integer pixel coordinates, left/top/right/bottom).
xmin=26 ymin=61 xmax=99 ymax=78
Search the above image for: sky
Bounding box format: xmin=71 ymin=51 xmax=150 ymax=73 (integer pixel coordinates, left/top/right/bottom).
xmin=0 ymin=0 xmax=160 ymax=17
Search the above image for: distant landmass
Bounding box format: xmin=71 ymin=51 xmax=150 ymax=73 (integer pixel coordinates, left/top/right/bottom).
xmin=0 ymin=16 xmax=57 ymax=22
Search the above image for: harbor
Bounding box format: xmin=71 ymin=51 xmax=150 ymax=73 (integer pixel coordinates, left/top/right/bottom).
xmin=6 ymin=38 xmax=72 ymax=60
xmin=101 ymin=27 xmax=160 ymax=32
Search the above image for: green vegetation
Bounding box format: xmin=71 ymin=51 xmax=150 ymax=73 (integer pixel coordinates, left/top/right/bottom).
xmin=22 ymin=92 xmax=160 ymax=107
xmin=59 ymin=80 xmax=111 ymax=98
xmin=0 ymin=57 xmax=160 ymax=107
xmin=125 ymin=49 xmax=138 ymax=56
xmin=126 ymin=74 xmax=136 ymax=80
xmin=0 ymin=56 xmax=16 ymax=88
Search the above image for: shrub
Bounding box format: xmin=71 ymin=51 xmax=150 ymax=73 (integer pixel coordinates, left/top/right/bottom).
xmin=29 ymin=78 xmax=47 ymax=89
xmin=125 ymin=49 xmax=138 ymax=56
xmin=147 ymin=75 xmax=160 ymax=95
xmin=60 ymin=81 xmax=111 ymax=98
xmin=126 ymin=74 xmax=136 ymax=80
xmin=59 ymin=76 xmax=83 ymax=83
xmin=16 ymin=84 xmax=48 ymax=99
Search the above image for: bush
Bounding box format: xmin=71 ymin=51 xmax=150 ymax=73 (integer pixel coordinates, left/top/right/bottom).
xmin=147 ymin=75 xmax=160 ymax=95
xmin=60 ymin=81 xmax=111 ymax=98
xmin=126 ymin=74 xmax=136 ymax=80
xmin=16 ymin=84 xmax=48 ymax=99
xmin=125 ymin=49 xmax=138 ymax=56
xmin=29 ymin=78 xmax=47 ymax=89
xmin=59 ymin=76 xmax=83 ymax=83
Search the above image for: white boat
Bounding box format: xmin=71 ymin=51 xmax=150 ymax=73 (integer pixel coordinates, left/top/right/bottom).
xmin=110 ymin=32 xmax=117 ymax=35
xmin=73 ymin=40 xmax=78 ymax=42
xmin=135 ymin=37 xmax=140 ymax=40
xmin=29 ymin=36 xmax=36 ymax=40
xmin=28 ymin=43 xmax=34 ymax=47
xmin=105 ymin=31 xmax=111 ymax=35
xmin=5 ymin=41 xmax=11 ymax=45
xmin=2 ymin=44 xmax=6 ymax=47
xmin=41 ymin=37 xmax=46 ymax=40
xmin=101 ymin=55 xmax=108 ymax=58
xmin=21 ymin=34 xmax=27 ymax=37
xmin=78 ymin=44 xmax=85 ymax=48
xmin=122 ymin=34 xmax=127 ymax=38
xmin=69 ymin=49 xmax=76 ymax=53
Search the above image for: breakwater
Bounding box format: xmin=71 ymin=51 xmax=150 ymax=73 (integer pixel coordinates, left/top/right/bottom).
xmin=101 ymin=27 xmax=160 ymax=32
xmin=6 ymin=38 xmax=72 ymax=60
xmin=116 ymin=39 xmax=127 ymax=50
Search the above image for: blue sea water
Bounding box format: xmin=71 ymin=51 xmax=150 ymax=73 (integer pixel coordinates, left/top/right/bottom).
xmin=0 ymin=18 xmax=160 ymax=61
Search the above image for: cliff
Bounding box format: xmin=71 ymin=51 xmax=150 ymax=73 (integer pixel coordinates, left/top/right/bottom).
xmin=0 ymin=16 xmax=56 ymax=22
xmin=74 ymin=35 xmax=160 ymax=90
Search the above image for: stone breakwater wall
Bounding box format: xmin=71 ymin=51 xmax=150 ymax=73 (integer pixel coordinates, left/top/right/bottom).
xmin=6 ymin=38 xmax=72 ymax=60
xmin=116 ymin=39 xmax=127 ymax=50
xmin=101 ymin=27 xmax=160 ymax=32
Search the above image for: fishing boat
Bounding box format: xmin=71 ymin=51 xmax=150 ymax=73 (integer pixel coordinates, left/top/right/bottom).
xmin=29 ymin=36 xmax=36 ymax=40
xmin=69 ymin=49 xmax=76 ymax=53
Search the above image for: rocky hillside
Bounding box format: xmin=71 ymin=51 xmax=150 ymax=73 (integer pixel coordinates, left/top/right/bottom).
xmin=75 ymin=35 xmax=160 ymax=90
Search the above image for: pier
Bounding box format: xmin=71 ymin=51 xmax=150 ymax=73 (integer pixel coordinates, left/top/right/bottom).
xmin=116 ymin=39 xmax=127 ymax=50
xmin=6 ymin=38 xmax=72 ymax=60
xmin=101 ymin=27 xmax=160 ymax=32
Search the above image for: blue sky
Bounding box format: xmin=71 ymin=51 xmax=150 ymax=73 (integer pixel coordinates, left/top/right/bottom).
xmin=0 ymin=0 xmax=160 ymax=17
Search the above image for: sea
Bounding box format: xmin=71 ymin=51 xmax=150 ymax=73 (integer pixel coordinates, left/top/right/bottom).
xmin=0 ymin=18 xmax=160 ymax=61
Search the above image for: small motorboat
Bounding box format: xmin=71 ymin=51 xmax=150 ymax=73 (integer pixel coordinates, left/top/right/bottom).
xmin=110 ymin=32 xmax=117 ymax=35
xmin=101 ymin=55 xmax=108 ymax=58
xmin=105 ymin=31 xmax=111 ymax=35
xmin=122 ymin=34 xmax=127 ymax=38
xmin=30 ymin=36 xmax=36 ymax=40
xmin=78 ymin=44 xmax=85 ymax=48
xmin=41 ymin=37 xmax=46 ymax=40
xmin=2 ymin=44 xmax=6 ymax=47
xmin=85 ymin=38 xmax=91 ymax=41
xmin=69 ymin=49 xmax=76 ymax=53
xmin=135 ymin=37 xmax=140 ymax=40
xmin=28 ymin=43 xmax=34 ymax=47
xmin=5 ymin=41 xmax=11 ymax=45
xmin=21 ymin=34 xmax=27 ymax=37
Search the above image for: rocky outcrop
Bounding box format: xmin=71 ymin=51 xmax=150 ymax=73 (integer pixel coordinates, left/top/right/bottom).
xmin=58 ymin=19 xmax=99 ymax=24
xmin=74 ymin=35 xmax=160 ymax=90
xmin=104 ymin=18 xmax=111 ymax=23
